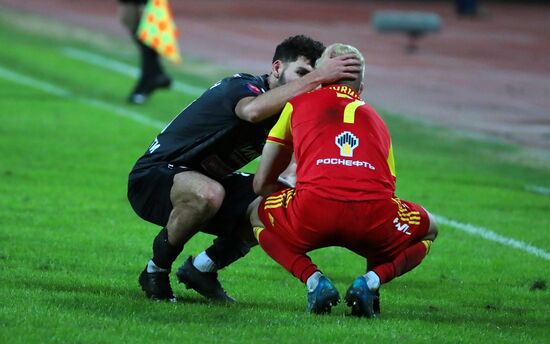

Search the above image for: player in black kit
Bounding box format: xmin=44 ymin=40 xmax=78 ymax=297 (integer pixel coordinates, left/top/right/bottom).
xmin=128 ymin=35 xmax=362 ymax=302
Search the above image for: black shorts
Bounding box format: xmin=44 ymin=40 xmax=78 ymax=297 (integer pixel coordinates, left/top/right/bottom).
xmin=127 ymin=164 xmax=257 ymax=236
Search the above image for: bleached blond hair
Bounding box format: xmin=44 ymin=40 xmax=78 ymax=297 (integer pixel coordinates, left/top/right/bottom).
xmin=316 ymin=43 xmax=365 ymax=91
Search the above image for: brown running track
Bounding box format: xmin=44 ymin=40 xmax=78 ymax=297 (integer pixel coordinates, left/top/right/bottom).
xmin=2 ymin=0 xmax=549 ymax=150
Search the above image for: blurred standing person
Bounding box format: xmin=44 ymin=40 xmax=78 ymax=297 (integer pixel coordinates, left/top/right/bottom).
xmin=118 ymin=0 xmax=172 ymax=104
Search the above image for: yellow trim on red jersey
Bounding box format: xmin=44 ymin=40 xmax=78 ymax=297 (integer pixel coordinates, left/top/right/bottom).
xmin=264 ymin=195 xmax=285 ymax=203
xmin=387 ymin=142 xmax=396 ymax=177
xmin=266 ymin=102 xmax=293 ymax=147
xmin=422 ymin=240 xmax=433 ymax=254
xmin=253 ymin=227 xmax=264 ymax=241
xmin=392 ymin=197 xmax=421 ymax=225
xmin=336 ymin=92 xmax=353 ymax=99
xmin=263 ymin=188 xmax=295 ymax=210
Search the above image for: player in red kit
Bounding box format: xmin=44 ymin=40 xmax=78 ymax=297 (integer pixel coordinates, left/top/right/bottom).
xmin=250 ymin=44 xmax=439 ymax=317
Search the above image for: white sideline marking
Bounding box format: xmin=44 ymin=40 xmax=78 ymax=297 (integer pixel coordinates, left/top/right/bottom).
xmin=0 ymin=65 xmax=164 ymax=130
xmin=435 ymin=215 xmax=550 ymax=261
xmin=61 ymin=47 xmax=205 ymax=97
xmin=0 ymin=66 xmax=69 ymax=96
xmin=525 ymin=185 xmax=550 ymax=196
xmin=83 ymin=98 xmax=164 ymax=129
xmin=1 ymin=65 xmax=549 ymax=262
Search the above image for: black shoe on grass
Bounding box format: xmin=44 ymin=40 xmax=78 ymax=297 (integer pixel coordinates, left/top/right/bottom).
xmin=176 ymin=256 xmax=235 ymax=303
xmin=128 ymin=74 xmax=172 ymax=104
xmin=138 ymin=266 xmax=176 ymax=302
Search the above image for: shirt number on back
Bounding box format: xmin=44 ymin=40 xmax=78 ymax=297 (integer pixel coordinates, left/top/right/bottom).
xmin=343 ymin=100 xmax=365 ymax=124
xmin=336 ymin=93 xmax=364 ymax=124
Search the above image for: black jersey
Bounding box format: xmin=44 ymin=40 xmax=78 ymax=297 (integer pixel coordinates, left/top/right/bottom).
xmin=131 ymin=73 xmax=276 ymax=180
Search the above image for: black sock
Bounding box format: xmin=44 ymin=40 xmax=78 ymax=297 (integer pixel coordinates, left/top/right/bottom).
xmin=205 ymin=235 xmax=251 ymax=270
xmin=152 ymin=227 xmax=183 ymax=270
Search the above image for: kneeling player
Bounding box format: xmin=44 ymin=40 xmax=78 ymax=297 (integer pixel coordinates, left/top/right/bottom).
xmin=250 ymin=44 xmax=438 ymax=317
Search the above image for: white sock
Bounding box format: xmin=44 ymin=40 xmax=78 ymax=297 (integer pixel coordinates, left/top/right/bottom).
xmin=364 ymin=271 xmax=381 ymax=291
xmin=146 ymin=259 xmax=168 ymax=273
xmin=306 ymin=271 xmax=323 ymax=292
xmin=192 ymin=251 xmax=217 ymax=273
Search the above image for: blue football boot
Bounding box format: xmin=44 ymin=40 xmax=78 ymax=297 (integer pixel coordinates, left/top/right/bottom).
xmin=345 ymin=276 xmax=379 ymax=318
xmin=307 ymin=276 xmax=340 ymax=314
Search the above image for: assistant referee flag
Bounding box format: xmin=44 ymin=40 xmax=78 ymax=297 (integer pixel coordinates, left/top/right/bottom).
xmin=137 ymin=0 xmax=181 ymax=63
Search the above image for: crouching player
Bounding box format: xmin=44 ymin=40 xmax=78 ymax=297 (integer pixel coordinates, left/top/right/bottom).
xmin=249 ymin=44 xmax=439 ymax=317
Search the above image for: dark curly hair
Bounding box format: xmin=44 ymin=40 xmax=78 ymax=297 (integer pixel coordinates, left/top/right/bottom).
xmin=272 ymin=35 xmax=325 ymax=66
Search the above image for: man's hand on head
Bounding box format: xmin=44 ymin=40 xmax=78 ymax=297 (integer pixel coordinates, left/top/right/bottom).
xmin=314 ymin=53 xmax=362 ymax=85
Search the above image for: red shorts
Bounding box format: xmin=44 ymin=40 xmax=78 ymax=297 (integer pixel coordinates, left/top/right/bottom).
xmin=258 ymin=188 xmax=430 ymax=266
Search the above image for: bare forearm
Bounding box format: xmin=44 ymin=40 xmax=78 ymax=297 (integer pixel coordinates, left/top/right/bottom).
xmin=237 ymin=54 xmax=361 ymax=123
xmin=243 ymin=72 xmax=323 ymax=123
xmin=253 ymin=143 xmax=293 ymax=196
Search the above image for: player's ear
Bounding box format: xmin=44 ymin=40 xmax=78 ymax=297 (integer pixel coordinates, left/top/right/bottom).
xmin=271 ymin=60 xmax=282 ymax=79
xmin=358 ymin=82 xmax=364 ymax=94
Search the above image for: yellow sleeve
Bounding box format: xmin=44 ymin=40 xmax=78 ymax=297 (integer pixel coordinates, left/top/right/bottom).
xmin=267 ymin=102 xmax=293 ymax=147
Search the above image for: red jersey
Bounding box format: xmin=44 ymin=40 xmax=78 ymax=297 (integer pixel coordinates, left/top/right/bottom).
xmin=266 ymin=84 xmax=396 ymax=201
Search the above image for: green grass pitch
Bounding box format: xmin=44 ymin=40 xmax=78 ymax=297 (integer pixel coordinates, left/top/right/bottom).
xmin=0 ymin=10 xmax=548 ymax=344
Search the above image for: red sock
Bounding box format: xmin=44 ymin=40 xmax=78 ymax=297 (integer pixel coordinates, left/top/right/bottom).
xmin=257 ymin=228 xmax=318 ymax=283
xmin=372 ymin=240 xmax=432 ymax=284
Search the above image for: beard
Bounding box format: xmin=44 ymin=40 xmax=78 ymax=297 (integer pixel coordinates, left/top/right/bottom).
xmin=276 ymin=67 xmax=288 ymax=87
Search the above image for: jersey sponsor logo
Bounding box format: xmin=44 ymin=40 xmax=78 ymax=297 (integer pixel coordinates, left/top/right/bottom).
xmin=316 ymin=158 xmax=375 ymax=170
xmin=246 ymin=83 xmax=263 ymax=95
xmin=324 ymin=131 xmax=374 ymax=168
xmin=335 ymin=131 xmax=359 ymax=157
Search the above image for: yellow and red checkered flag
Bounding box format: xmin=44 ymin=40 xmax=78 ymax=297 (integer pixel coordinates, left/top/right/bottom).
xmin=137 ymin=0 xmax=181 ymax=63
